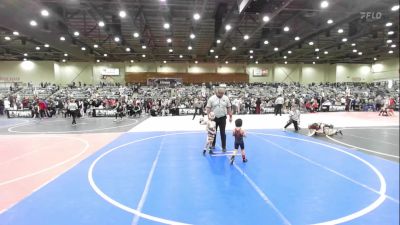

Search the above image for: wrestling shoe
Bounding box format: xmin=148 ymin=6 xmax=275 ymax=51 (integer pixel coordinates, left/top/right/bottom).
xmin=230 ymin=156 xmax=235 ymax=165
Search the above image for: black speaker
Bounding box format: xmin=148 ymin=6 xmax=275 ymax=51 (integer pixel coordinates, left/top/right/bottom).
xmin=349 ymin=20 xmax=358 ymax=36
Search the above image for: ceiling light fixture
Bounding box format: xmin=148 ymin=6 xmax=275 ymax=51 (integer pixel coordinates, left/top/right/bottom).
xmin=338 ymin=28 xmax=344 ymax=33
xmin=225 ymin=24 xmax=232 ymax=31
xmin=263 ymin=15 xmax=270 ymax=22
xmin=133 ymin=32 xmax=139 ymax=38
xmin=327 ymin=19 xmax=333 ymax=24
xmin=142 ymin=54 xmax=146 ymax=58
xmin=4 ymin=36 xmax=11 ymax=41
xmin=309 ymin=41 xmax=314 ymax=46
xmin=60 ymin=36 xmax=66 ymax=41
xmin=358 ymin=52 xmax=363 ymax=55
xmin=23 ymin=53 xmax=28 ymax=56
xmin=188 ymin=46 xmax=193 ymax=50
xmin=103 ymin=53 xmax=108 ymax=57
xmin=244 ymin=34 xmax=249 ymax=40
xmin=13 ymin=31 xmax=19 ymax=36
xmin=81 ymin=47 xmax=86 ymax=51
xmin=73 ymin=31 xmax=80 ymax=37
xmin=264 ymin=40 xmax=269 ymax=44
xmin=44 ymin=44 xmax=50 ymax=48
xmin=321 ymin=1 xmax=329 ymax=8
xmin=125 ymin=48 xmax=131 ymax=52
xmin=169 ymin=49 xmax=173 ymax=53
xmin=274 ymin=47 xmax=279 ymax=51
xmin=30 ymin=20 xmax=37 ymax=26
xmin=114 ymin=37 xmax=120 ymax=42
xmin=193 ymin=13 xmax=201 ymax=20
xmin=163 ymin=23 xmax=170 ymax=29
xmin=288 ymin=51 xmax=292 ymax=54
xmin=64 ymin=53 xmax=68 ymax=57
xmin=388 ymin=31 xmax=394 ymax=35
xmin=386 ymin=22 xmax=393 ymax=27
xmin=35 ymin=46 xmax=40 ymax=50
xmin=232 ymin=46 xmax=237 ymax=51
xmin=391 ymin=5 xmax=399 ymax=11
xmin=93 ymin=44 xmax=99 ymax=48
xmin=283 ymin=26 xmax=290 ymax=32
xmin=324 ymin=51 xmax=328 ymax=54
xmin=119 ymin=10 xmax=127 ymax=18
xmin=295 ymin=36 xmax=300 ymax=41
xmin=342 ymin=38 xmax=348 ymax=42
xmin=41 ymin=9 xmax=49 ymax=17
xmin=166 ymin=38 xmax=172 ymax=43
xmin=388 ymin=50 xmax=394 ymax=54
xmin=190 ymin=33 xmax=196 ymax=39
xmin=179 ymin=55 xmax=183 ymax=58
xmin=98 ymin=21 xmax=105 ymax=27
xmin=142 ymin=45 xmax=147 ymax=49
xmin=216 ymin=39 xmax=221 ymax=44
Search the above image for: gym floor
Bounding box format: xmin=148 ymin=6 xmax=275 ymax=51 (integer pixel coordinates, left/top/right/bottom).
xmin=0 ymin=112 xmax=398 ymax=225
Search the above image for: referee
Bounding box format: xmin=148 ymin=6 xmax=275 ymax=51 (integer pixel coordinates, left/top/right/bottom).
xmin=206 ymin=87 xmax=233 ymax=152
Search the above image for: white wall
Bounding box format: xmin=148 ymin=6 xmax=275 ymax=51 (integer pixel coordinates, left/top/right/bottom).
xmin=93 ymin=62 xmax=125 ymax=84
xmin=274 ymin=64 xmax=301 ymax=82
xmin=54 ymin=62 xmax=93 ymax=84
xmin=370 ymin=58 xmax=400 ymax=81
xmin=0 ymin=58 xmax=398 ymax=85
xmin=247 ymin=64 xmax=274 ymax=83
xmin=188 ymin=64 xmax=216 ymax=73
xmin=336 ymin=63 xmax=372 ymax=82
xmin=0 ymin=61 xmax=54 ymax=84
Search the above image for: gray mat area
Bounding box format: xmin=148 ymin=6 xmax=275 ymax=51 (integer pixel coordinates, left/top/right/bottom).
xmin=287 ymin=126 xmax=399 ymax=162
xmin=0 ymin=116 xmax=147 ymax=134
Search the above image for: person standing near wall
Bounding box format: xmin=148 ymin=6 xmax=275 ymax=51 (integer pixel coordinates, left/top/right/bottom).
xmin=274 ymin=95 xmax=284 ymax=116
xmin=67 ymin=98 xmax=78 ymax=125
xmin=192 ymin=97 xmax=205 ymax=120
xmin=206 ymin=87 xmax=233 ymax=152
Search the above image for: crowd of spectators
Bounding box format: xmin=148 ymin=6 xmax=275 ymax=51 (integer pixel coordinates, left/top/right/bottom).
xmin=0 ymin=81 xmax=398 ymax=118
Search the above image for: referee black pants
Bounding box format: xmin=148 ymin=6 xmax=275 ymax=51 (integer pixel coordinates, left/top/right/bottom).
xmin=275 ymin=104 xmax=283 ymax=116
xmin=212 ymin=116 xmax=227 ymax=149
